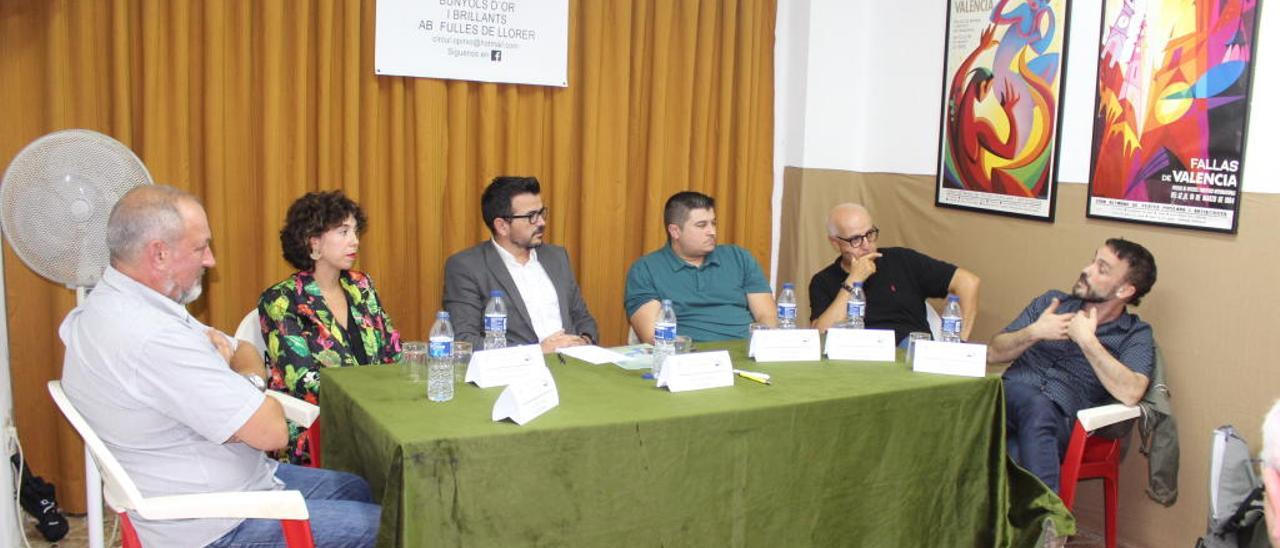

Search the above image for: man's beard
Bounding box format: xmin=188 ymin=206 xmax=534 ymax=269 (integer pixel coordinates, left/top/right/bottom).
xmin=177 ymin=283 xmax=204 ymax=305
xmin=167 ymin=272 xmax=205 ymax=305
xmin=518 ymin=229 xmax=546 ymax=250
xmin=1072 ymin=274 xmax=1109 ymax=303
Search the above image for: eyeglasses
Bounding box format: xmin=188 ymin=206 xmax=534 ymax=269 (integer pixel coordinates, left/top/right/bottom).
xmin=505 ymin=207 xmax=548 ymax=224
xmin=833 ymin=226 xmax=879 ymax=248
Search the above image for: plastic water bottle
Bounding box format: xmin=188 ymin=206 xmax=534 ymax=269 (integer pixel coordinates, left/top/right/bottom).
xmin=846 ymin=282 xmax=866 ymax=329
xmin=777 ymin=283 xmax=797 ymax=329
xmin=941 ymin=294 xmax=963 ymax=343
xmin=483 ymin=290 xmax=508 ymax=350
xmin=427 ymin=311 xmax=455 ymax=402
xmin=652 ymin=299 xmax=677 ymax=380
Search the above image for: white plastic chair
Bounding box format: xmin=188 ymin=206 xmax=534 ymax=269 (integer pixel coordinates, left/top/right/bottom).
xmin=239 ymin=309 xmax=324 ymax=466
xmin=47 ymin=380 xmax=315 ymax=547
xmin=235 ymin=309 xmax=268 ymax=356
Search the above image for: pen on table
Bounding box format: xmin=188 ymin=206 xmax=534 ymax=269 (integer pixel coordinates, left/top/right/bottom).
xmin=733 ymin=369 xmax=771 ymax=385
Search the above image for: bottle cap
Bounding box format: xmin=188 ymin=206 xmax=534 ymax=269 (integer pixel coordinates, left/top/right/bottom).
xmin=783 ymin=282 xmax=794 ymax=289
xmin=854 ymin=281 xmax=863 ymax=287
xmin=947 ymin=294 xmax=959 ymax=301
xmin=490 ymin=290 xmax=503 ymax=297
xmin=437 ymin=311 xmax=450 ymax=319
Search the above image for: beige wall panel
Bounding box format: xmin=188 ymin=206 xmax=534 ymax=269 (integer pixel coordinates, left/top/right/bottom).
xmin=780 ymin=166 xmax=1280 ymax=547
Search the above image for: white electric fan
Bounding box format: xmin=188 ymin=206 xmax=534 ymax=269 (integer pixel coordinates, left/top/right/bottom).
xmin=0 ymin=129 xmax=153 ymax=548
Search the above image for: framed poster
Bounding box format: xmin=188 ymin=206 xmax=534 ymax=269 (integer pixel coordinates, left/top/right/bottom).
xmin=1086 ymin=0 xmax=1260 ymax=233
xmin=375 ymin=0 xmax=569 ymax=87
xmin=936 ymin=0 xmax=1071 ymax=221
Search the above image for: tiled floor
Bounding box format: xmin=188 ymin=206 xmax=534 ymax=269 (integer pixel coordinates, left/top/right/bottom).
xmin=1064 ymin=521 xmax=1146 ymax=548
xmin=1065 ymin=527 xmax=1107 ymax=547
xmin=20 ymin=512 xmax=119 ymax=548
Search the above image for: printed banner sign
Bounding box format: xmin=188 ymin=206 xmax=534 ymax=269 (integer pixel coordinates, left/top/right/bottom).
xmin=376 ymin=0 xmax=569 ymax=87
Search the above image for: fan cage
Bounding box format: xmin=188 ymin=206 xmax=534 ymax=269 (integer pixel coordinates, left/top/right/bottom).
xmin=0 ymin=129 xmax=152 ymax=287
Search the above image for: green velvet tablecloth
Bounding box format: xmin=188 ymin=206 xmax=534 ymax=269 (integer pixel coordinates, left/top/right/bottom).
xmin=321 ymin=341 xmax=1072 ymax=547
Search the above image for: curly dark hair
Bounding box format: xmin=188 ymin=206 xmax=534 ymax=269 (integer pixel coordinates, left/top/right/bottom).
xmin=280 ymin=190 xmax=367 ymax=271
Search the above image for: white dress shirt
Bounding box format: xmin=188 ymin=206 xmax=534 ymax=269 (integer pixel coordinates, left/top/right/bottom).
xmin=59 ymin=266 xmax=279 ymax=547
xmin=492 ymin=240 xmax=564 ymax=341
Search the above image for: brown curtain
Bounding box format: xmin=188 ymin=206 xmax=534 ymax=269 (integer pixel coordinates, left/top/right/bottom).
xmin=0 ymin=0 xmax=775 ymax=512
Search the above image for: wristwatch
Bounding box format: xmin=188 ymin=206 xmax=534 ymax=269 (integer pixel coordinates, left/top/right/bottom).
xmin=839 ymin=282 xmax=856 ymax=293
xmin=243 ymin=374 xmax=267 ymax=392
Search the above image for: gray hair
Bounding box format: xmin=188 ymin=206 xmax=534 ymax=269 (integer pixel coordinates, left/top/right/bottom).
xmin=1264 ymin=400 xmax=1280 ymax=470
xmin=106 ymin=185 xmax=198 ymax=264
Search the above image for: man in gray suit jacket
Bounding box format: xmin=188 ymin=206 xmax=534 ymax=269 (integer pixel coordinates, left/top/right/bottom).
xmin=444 ymin=176 xmax=599 ymax=352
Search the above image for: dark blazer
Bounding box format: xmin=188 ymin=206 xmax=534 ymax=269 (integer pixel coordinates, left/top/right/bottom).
xmin=443 ymin=241 xmax=598 ymax=347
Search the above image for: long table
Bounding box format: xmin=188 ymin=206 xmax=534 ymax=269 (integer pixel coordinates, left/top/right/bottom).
xmin=321 ymin=341 xmax=1073 ymax=547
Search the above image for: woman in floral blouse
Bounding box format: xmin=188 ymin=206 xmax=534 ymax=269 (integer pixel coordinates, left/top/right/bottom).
xmin=258 ymin=190 xmax=402 ymax=465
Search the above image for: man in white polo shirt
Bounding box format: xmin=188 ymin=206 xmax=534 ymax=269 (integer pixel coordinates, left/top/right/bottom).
xmin=60 ymin=185 xmax=379 ymax=547
xmin=443 ymin=176 xmax=599 ymax=352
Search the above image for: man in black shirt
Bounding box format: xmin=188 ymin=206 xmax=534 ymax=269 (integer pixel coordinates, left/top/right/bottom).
xmin=808 ymin=203 xmax=980 ymax=344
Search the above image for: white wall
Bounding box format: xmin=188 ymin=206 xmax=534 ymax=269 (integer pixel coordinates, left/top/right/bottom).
xmin=771 ymin=0 xmax=812 ymax=284
xmin=0 ymin=250 xmax=22 ymax=546
xmin=781 ymin=0 xmax=1279 ymax=192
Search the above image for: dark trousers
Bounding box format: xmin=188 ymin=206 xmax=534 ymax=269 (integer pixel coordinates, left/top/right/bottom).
xmin=1004 ymin=379 xmax=1074 ymax=492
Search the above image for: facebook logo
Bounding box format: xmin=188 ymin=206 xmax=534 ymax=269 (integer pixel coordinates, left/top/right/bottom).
xmin=491 ymin=50 xmax=502 ymax=62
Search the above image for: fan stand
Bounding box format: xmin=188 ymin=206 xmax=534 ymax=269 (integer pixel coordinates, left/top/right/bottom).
xmin=75 ymin=286 xmax=106 ymax=548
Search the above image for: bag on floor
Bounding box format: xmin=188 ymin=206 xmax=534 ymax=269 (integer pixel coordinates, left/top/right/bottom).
xmin=9 ymin=453 xmax=69 ymax=542
xmin=1195 ymin=426 xmax=1269 ymax=548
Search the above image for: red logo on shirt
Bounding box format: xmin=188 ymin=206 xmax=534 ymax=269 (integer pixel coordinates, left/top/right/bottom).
xmin=890 ymin=284 xmax=897 ymax=292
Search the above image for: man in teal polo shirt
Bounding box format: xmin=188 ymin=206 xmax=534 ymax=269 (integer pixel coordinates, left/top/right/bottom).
xmin=625 ymin=191 xmax=777 ymax=342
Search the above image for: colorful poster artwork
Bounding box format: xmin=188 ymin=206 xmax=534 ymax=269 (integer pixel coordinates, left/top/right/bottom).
xmin=936 ymin=0 xmax=1069 ymax=221
xmin=1087 ymin=0 xmax=1259 ymax=233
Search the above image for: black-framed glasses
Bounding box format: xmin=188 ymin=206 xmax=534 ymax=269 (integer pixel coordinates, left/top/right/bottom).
xmin=505 ymin=207 xmax=549 ymax=224
xmin=833 ymin=226 xmax=879 ymax=247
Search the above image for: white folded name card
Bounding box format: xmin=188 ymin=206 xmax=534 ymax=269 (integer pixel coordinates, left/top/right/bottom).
xmin=656 ymin=350 xmax=734 ymax=392
xmin=911 ymin=340 xmax=988 ymax=377
xmin=749 ymin=329 xmax=821 ymax=362
xmin=491 ymin=368 xmax=559 ymax=425
xmin=824 ymin=328 xmax=896 ymax=361
xmin=466 ymin=344 xmax=548 ymax=388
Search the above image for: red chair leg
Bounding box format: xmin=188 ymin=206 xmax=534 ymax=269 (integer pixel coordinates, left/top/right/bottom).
xmin=1104 ymin=473 xmax=1119 ymax=548
xmin=119 ymin=512 xmax=142 ymax=548
xmin=1058 ymin=423 xmax=1089 ymax=509
xmin=281 ymin=518 xmax=316 ymax=547
xmin=306 ymin=422 xmax=322 ymax=468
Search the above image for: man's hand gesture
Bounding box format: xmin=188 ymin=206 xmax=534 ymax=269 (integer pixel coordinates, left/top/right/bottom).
xmin=1068 ymin=306 xmax=1099 ymax=345
xmin=1029 ymin=298 xmax=1073 ymax=342
xmin=847 ymin=252 xmax=883 ymax=285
